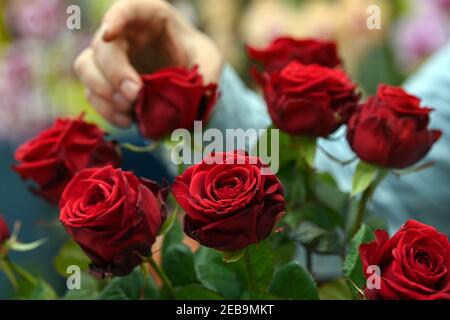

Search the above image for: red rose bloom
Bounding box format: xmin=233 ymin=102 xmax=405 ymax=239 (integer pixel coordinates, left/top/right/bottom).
xmin=347 ymin=85 xmax=441 ymax=168
xmin=360 ymin=220 xmax=450 ymax=300
xmin=59 ymin=166 xmax=167 ymax=277
xmin=247 ymin=36 xmax=341 ymax=73
xmin=135 ymin=66 xmax=218 ymax=140
xmin=13 ymin=115 xmax=120 ymax=204
xmin=172 ymin=151 xmax=286 ymax=252
xmin=262 ymin=61 xmax=360 ymax=137
xmin=0 ymin=215 xmax=10 ymax=244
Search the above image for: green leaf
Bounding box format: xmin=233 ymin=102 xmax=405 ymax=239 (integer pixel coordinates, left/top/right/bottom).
xmin=351 ymin=161 xmax=378 ymax=196
xmin=98 ymin=267 xmax=159 ymax=300
xmin=163 ymin=244 xmax=197 ymax=286
xmin=245 ymin=242 xmax=275 ymax=291
xmin=298 ymin=203 xmax=342 ymax=231
xmin=195 ymin=247 xmax=243 ymax=299
xmin=26 ymin=278 xmax=58 ymax=300
xmin=319 ymin=278 xmax=354 ymax=300
xmin=175 ymin=284 xmax=224 ymax=300
xmin=293 ymin=222 xmax=341 ymax=254
xmin=241 ymin=291 xmax=279 ymax=300
xmin=269 ymin=262 xmax=318 ymax=300
xmin=63 ymin=273 xmax=100 ymax=300
xmin=223 ymin=249 xmax=246 ymax=263
xmin=314 ymin=172 xmax=349 ymax=214
xmin=54 ymin=240 xmax=90 ymax=277
xmin=270 ymin=232 xmax=297 ymax=266
xmin=342 ymin=224 xmax=375 ymax=298
xmin=15 ymin=276 xmax=57 ymax=300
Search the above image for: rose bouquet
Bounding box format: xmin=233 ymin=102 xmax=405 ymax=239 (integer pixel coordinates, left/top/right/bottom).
xmin=1 ymin=36 xmax=448 ymax=301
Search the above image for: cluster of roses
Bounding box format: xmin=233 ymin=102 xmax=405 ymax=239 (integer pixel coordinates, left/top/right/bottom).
xmin=247 ymin=37 xmax=449 ymax=300
xmin=11 ymin=79 xmax=285 ymax=278
xmin=6 ymin=36 xmax=449 ymax=300
xmin=248 ymin=37 xmax=442 ymax=169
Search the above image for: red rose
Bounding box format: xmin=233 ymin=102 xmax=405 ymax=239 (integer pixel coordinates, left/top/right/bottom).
xmin=135 ymin=66 xmax=218 ymax=140
xmin=59 ymin=166 xmax=167 ymax=277
xmin=347 ymin=85 xmax=441 ymax=168
xmin=360 ymin=220 xmax=450 ymax=300
xmin=13 ymin=115 xmax=121 ymax=204
xmin=262 ymin=61 xmax=360 ymax=137
xmin=172 ymin=151 xmax=286 ymax=252
xmin=247 ymin=36 xmax=341 ymax=73
xmin=0 ymin=215 xmax=10 ymax=244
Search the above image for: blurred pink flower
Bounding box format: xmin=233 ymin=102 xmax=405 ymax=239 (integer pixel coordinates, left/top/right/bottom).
xmin=434 ymin=0 xmax=450 ymax=10
xmin=392 ymin=2 xmax=449 ymax=70
xmin=0 ymin=44 xmax=53 ymax=142
xmin=6 ymin=0 xmax=64 ymax=39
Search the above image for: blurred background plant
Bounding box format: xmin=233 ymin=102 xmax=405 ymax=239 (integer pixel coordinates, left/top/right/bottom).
xmin=0 ymin=0 xmax=449 ymax=299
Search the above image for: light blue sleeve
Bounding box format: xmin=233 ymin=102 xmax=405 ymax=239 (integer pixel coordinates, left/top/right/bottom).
xmin=208 ymin=64 xmax=271 ymax=133
xmin=210 ymin=43 xmax=450 ymax=236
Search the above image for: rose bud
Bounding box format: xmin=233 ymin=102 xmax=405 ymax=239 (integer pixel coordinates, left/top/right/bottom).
xmin=0 ymin=215 xmax=10 ymax=244
xmin=172 ymin=151 xmax=286 ymax=252
xmin=360 ymin=220 xmax=450 ymax=300
xmin=347 ymin=85 xmax=442 ymax=169
xmin=13 ymin=115 xmax=121 ymax=204
xmin=262 ymin=61 xmax=360 ymax=137
xmin=247 ymin=36 xmax=341 ymax=73
xmin=135 ymin=66 xmax=218 ymax=140
xmin=59 ymin=166 xmax=167 ymax=277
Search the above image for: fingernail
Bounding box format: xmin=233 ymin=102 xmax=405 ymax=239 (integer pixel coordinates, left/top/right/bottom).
xmin=112 ymin=92 xmax=129 ymax=108
xmin=113 ymin=113 xmax=132 ymax=128
xmin=120 ymin=79 xmax=141 ymax=101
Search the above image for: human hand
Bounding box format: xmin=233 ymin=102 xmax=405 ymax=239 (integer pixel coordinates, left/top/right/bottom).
xmin=74 ymin=0 xmax=223 ymax=128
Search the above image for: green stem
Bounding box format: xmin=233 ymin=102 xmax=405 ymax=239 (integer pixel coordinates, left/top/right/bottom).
xmin=140 ymin=263 xmax=149 ymax=300
xmin=6 ymin=259 xmax=37 ymax=285
xmin=349 ymin=170 xmax=388 ymax=239
xmin=293 ymin=135 xmax=317 ymax=202
xmin=244 ymin=249 xmax=256 ymax=292
xmin=177 ymin=163 xmax=184 ymax=176
xmin=306 ymin=248 xmax=313 ymax=275
xmin=147 ymin=257 xmax=176 ymax=299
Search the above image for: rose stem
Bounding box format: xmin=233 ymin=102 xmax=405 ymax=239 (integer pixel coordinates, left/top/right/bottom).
xmin=6 ymin=258 xmax=37 ymax=286
xmin=349 ymin=170 xmax=388 ymax=239
xmin=177 ymin=163 xmax=184 ymax=176
xmin=306 ymin=248 xmax=313 ymax=275
xmin=140 ymin=263 xmax=149 ymax=300
xmin=244 ymin=249 xmax=257 ymax=292
xmin=148 ymin=257 xmax=176 ymax=299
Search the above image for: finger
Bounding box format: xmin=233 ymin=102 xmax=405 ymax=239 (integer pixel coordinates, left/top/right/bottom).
xmin=85 ymin=90 xmax=133 ymax=128
xmin=102 ymin=0 xmax=131 ymax=41
xmin=91 ymin=35 xmax=142 ymax=101
xmin=102 ymin=0 xmax=169 ymax=41
xmin=75 ymin=48 xmax=132 ymax=113
xmin=74 ymin=48 xmax=113 ymax=99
